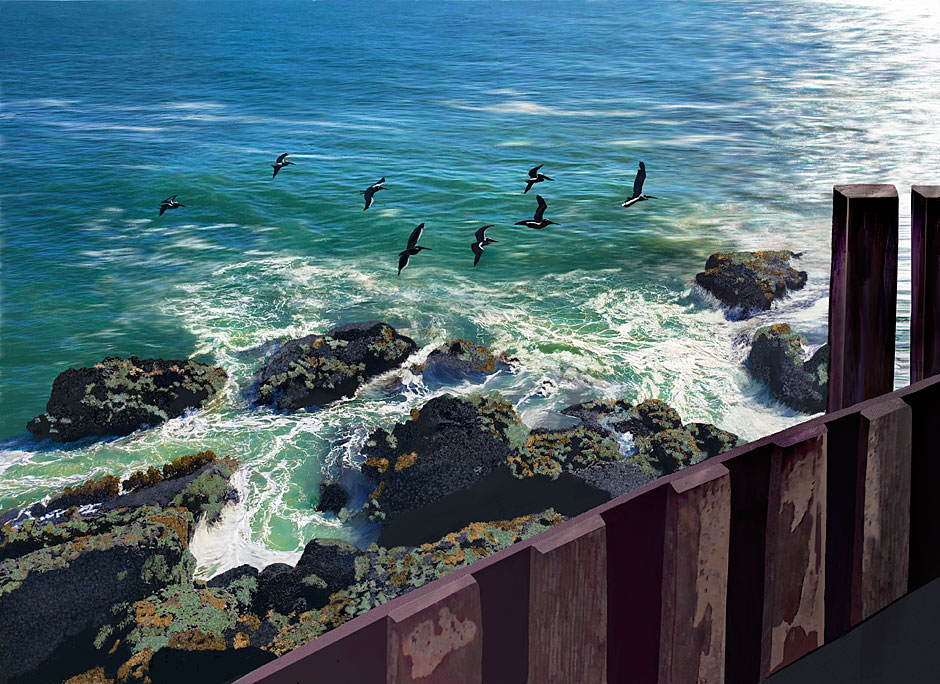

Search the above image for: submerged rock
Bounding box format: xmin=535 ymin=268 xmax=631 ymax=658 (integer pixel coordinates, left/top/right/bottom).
xmin=315 ymin=479 xmax=349 ymax=513
xmin=747 ymin=323 xmax=828 ymax=413
xmin=27 ymin=357 xmax=227 ymax=443
xmin=695 ymin=251 xmax=807 ymax=318
xmin=0 ymin=452 xmax=238 ymax=682
xmin=257 ymin=321 xmax=417 ymax=411
xmin=421 ymin=338 xmax=514 ymax=381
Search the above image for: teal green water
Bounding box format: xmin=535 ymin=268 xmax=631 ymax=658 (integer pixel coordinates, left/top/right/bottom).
xmin=2 ymin=0 xmax=939 ymax=576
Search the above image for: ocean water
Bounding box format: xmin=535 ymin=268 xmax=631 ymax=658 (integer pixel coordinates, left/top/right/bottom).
xmin=2 ymin=0 xmax=939 ymax=578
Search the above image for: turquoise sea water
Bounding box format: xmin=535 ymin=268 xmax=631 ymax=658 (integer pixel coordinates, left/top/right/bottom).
xmin=2 ymin=0 xmax=939 ymax=576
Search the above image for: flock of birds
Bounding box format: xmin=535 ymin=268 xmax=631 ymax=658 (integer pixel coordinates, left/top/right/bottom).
xmin=157 ymin=157 xmax=658 ymax=275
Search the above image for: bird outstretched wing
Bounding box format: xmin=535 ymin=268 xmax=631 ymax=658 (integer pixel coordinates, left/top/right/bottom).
xmin=163 ymin=195 xmax=177 ymax=203
xmin=632 ymin=163 xmax=646 ymax=199
xmin=524 ymin=180 xmax=536 ymax=194
xmin=272 ymin=166 xmax=280 ymax=178
xmin=374 ymin=177 xmax=386 ymax=187
xmin=363 ymin=187 xmax=375 ymax=210
xmin=474 ymin=225 xmax=493 ymax=243
xmin=397 ymin=251 xmax=410 ymax=275
xmin=528 ymin=164 xmax=543 ymax=179
xmin=472 ymin=242 xmax=484 ymax=267
xmin=406 ymin=223 xmax=425 ymax=250
xmin=534 ymin=195 xmax=547 ymax=222
xmin=159 ymin=205 xmax=167 ymax=216
xmin=275 ymin=153 xmax=290 ymax=164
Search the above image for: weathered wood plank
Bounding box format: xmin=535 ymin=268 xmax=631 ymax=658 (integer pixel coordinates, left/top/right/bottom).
xmin=658 ymin=464 xmax=731 ymax=684
xmin=528 ymin=515 xmax=607 ymax=684
xmin=911 ymin=185 xmax=940 ymax=383
xmin=761 ymin=426 xmax=828 ymax=678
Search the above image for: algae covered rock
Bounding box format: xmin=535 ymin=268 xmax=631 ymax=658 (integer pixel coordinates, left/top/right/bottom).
xmin=560 ymin=399 xmax=635 ymax=434
xmin=27 ymin=356 xmax=227 ymax=443
xmin=695 ymin=251 xmax=807 ymax=318
xmin=360 ymin=393 xmax=524 ymax=524
xmin=747 ymin=323 xmax=828 ymax=413
xmin=422 ymin=338 xmax=514 ymax=381
xmin=0 ymin=452 xmax=239 ymax=683
xmin=507 ymin=426 xmax=622 ymax=479
xmin=257 ymin=321 xmax=418 ymax=411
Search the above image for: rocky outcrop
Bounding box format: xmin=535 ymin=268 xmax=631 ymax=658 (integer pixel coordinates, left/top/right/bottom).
xmin=695 ymin=251 xmax=807 ymax=318
xmin=0 ymin=452 xmax=238 ymax=682
xmin=747 ymin=323 xmax=828 ymax=413
xmin=49 ymin=512 xmax=563 ymax=684
xmin=315 ymin=479 xmax=349 ymax=514
xmin=360 ymin=393 xmax=524 ymax=524
xmin=257 ymin=321 xmax=418 ymax=411
xmin=421 ymin=338 xmax=514 ymax=381
xmin=27 ymin=357 xmax=227 ymax=443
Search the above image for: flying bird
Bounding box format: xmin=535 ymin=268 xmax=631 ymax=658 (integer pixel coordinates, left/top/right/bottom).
xmin=398 ymin=222 xmax=431 ymax=275
xmin=621 ymin=161 xmax=658 ymax=208
xmin=524 ymin=164 xmax=554 ymax=194
xmin=471 ymin=225 xmax=497 ymax=267
xmin=271 ymin=153 xmax=294 ymax=178
xmin=515 ymin=195 xmax=557 ymax=229
xmin=158 ymin=195 xmax=185 ymax=216
xmin=361 ymin=177 xmax=386 ymax=211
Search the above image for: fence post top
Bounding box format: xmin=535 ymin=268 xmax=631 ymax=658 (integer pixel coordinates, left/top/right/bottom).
xmin=912 ymin=185 xmax=940 ymax=198
xmin=833 ymin=184 xmax=898 ymax=198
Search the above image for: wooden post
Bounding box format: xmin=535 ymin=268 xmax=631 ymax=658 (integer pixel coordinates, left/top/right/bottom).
xmin=905 ymin=378 xmax=940 ymax=590
xmin=828 ymin=185 xmax=899 ymax=412
xmin=527 ymin=515 xmax=607 ymax=684
xmin=911 ymin=186 xmax=940 ymax=383
xmin=760 ymin=425 xmax=828 ymax=679
xmin=850 ymin=397 xmax=912 ymax=624
xmin=658 ymin=465 xmax=731 ymax=684
xmin=387 ymin=575 xmax=483 ymax=684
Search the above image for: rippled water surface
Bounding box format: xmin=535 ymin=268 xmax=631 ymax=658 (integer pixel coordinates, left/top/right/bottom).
xmin=2 ymin=0 xmax=939 ymax=576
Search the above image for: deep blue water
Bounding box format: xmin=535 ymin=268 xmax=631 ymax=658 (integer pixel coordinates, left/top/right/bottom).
xmin=2 ymin=0 xmax=939 ymax=575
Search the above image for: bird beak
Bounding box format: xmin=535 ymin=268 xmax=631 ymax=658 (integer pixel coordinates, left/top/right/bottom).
xmin=544 ymin=176 xmax=554 ymax=181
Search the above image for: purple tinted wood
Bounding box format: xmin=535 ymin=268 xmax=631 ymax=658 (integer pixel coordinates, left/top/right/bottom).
xmin=472 ymin=545 xmax=531 ymax=684
xmin=658 ymin=464 xmax=731 ymax=684
xmin=851 ymin=398 xmax=912 ymax=624
xmin=528 ymin=515 xmax=607 ymax=684
xmin=911 ymin=186 xmax=940 ymax=383
xmin=761 ymin=425 xmax=828 ymax=679
xmin=387 ymin=575 xmax=483 ymax=684
xmin=602 ymin=485 xmax=668 ymax=684
xmin=828 ymin=185 xmax=899 ymax=411
xmin=724 ymin=445 xmax=773 ymax=684
xmin=904 ymin=380 xmax=940 ymax=590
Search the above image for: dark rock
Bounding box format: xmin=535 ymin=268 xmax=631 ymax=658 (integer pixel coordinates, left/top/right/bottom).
xmin=206 ymin=563 xmax=259 ymax=591
xmin=622 ymin=399 xmax=684 ymax=438
xmin=359 ymin=393 xmax=524 ymax=524
xmin=253 ymin=563 xmax=306 ymax=616
xmin=507 ymin=426 xmax=622 ymax=478
xmin=695 ymin=251 xmax=807 ymax=318
xmin=0 ymin=454 xmax=239 ymax=681
xmin=560 ymin=399 xmax=634 ymax=435
xmin=27 ymin=356 xmax=227 ymax=443
xmin=687 ymin=422 xmax=744 ymax=459
xmin=573 ymin=459 xmax=660 ymax=499
xmin=315 ymin=479 xmax=349 ymax=513
xmin=421 ymin=338 xmax=513 ymax=382
xmin=257 ymin=321 xmax=417 ymax=411
xmin=293 ymin=538 xmax=360 ymax=606
xmin=747 ymin=323 xmax=828 ymax=413
xmin=639 ymin=428 xmax=707 ymax=474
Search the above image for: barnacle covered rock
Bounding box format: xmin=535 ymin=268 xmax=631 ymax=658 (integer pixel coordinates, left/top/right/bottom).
xmin=27 ymin=357 xmax=227 ymax=443
xmin=257 ymin=321 xmax=417 ymax=411
xmin=747 ymin=323 xmax=828 ymax=413
xmin=695 ymin=251 xmax=807 ymax=319
xmin=359 ymin=393 xmax=522 ymax=524
xmin=422 ymin=338 xmax=514 ymax=380
xmin=508 ymin=426 xmax=622 ymax=479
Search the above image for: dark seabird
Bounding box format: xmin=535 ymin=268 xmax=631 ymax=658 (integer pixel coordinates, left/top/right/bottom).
xmin=361 ymin=177 xmax=386 ymax=211
xmin=621 ymin=161 xmax=658 ymax=208
xmin=471 ymin=224 xmax=497 ymax=267
xmin=515 ymin=195 xmax=557 ymax=229
xmin=271 ymin=153 xmax=295 ymax=178
xmin=158 ymin=195 xmax=185 ymax=216
xmin=524 ymin=164 xmax=554 ymax=194
xmin=397 ymin=222 xmax=431 ymax=275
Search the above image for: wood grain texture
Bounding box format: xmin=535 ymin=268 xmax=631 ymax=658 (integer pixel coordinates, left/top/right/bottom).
xmin=911 ymin=186 xmax=940 ymax=383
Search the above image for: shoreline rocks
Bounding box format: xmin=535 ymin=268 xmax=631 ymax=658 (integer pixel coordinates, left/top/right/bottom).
xmin=257 ymin=321 xmax=417 ymax=411
xmin=420 ymin=338 xmax=514 ymax=381
xmin=0 ymin=451 xmax=238 ymax=682
xmin=747 ymin=323 xmax=828 ymax=413
xmin=27 ymin=357 xmax=227 ymax=443
xmin=695 ymin=251 xmax=807 ymax=318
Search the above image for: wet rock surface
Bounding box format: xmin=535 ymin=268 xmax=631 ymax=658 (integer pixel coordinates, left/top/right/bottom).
xmin=257 ymin=321 xmax=417 ymax=411
xmin=695 ymin=251 xmax=808 ymax=318
xmin=27 ymin=357 xmax=227 ymax=443
xmin=421 ymin=338 xmax=514 ymax=382
xmin=315 ymin=479 xmax=350 ymax=513
xmin=0 ymin=452 xmax=238 ymax=682
xmin=747 ymin=323 xmax=828 ymax=413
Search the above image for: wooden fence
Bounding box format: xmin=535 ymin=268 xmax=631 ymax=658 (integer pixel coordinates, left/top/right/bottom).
xmin=235 ymin=185 xmax=940 ymax=684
